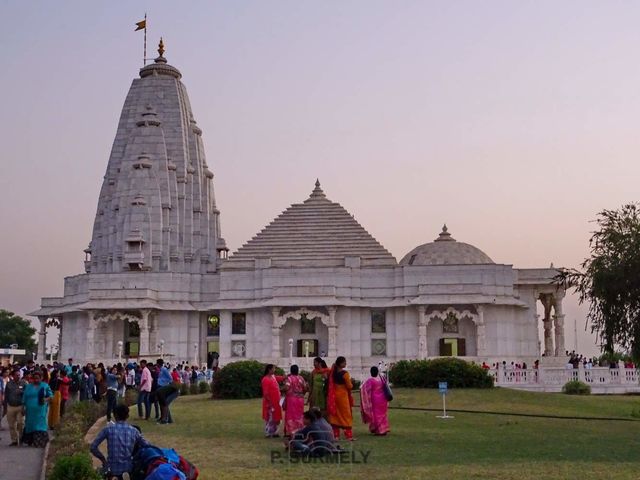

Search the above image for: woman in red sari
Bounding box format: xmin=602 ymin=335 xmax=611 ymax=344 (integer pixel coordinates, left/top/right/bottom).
xmin=261 ymin=364 xmax=285 ymax=437
xmin=360 ymin=366 xmax=390 ymax=435
xmin=327 ymin=356 xmax=354 ymax=441
xmin=283 ymin=364 xmax=308 ymax=436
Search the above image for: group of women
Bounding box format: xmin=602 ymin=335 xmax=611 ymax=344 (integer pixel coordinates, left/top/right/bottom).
xmin=261 ymin=356 xmax=391 ymax=441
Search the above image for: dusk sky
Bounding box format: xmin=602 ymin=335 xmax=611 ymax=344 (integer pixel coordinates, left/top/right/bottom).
xmin=2 ymin=1 xmax=639 ymax=355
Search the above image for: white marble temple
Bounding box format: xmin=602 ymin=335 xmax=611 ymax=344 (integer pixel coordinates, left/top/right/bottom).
xmin=31 ymin=45 xmax=565 ymax=378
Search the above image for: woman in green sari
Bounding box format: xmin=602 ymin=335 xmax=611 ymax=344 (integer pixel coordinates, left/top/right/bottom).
xmin=23 ymin=371 xmax=53 ymax=447
xmin=309 ymin=357 xmax=330 ymax=412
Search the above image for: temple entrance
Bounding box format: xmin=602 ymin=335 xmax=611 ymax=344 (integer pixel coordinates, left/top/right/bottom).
xmin=124 ymin=320 xmax=140 ymax=357
xmin=296 ymin=339 xmax=319 ymax=357
xmin=439 ymin=338 xmax=466 ymax=357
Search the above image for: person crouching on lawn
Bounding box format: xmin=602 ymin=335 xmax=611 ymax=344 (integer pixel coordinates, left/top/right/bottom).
xmin=90 ymin=403 xmax=149 ymax=480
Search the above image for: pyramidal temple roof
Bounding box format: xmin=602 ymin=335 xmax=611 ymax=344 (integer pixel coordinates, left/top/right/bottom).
xmin=225 ymin=181 xmax=397 ymax=268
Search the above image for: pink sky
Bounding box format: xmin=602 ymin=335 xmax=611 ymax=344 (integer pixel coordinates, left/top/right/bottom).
xmin=2 ymin=1 xmax=639 ymax=355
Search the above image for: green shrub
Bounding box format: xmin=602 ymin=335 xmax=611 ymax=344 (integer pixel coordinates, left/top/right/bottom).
xmin=299 ymin=370 xmax=312 ymax=385
xmin=562 ymin=380 xmax=591 ymax=395
xmin=351 ymin=378 xmax=362 ymax=390
xmin=212 ymin=360 xmax=275 ymax=399
xmin=388 ymin=358 xmax=494 ymax=389
xmin=50 ymin=452 xmax=101 ymax=480
xmin=198 ymin=381 xmax=210 ymax=394
xmin=189 ymin=382 xmax=199 ymax=395
xmin=179 ymin=383 xmax=189 ymax=396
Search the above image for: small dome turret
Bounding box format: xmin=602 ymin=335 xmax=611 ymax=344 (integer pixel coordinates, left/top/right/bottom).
xmin=400 ymin=225 xmax=493 ymax=266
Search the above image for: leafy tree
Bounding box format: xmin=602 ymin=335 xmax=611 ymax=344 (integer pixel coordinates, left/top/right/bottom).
xmin=557 ymin=203 xmax=640 ymax=360
xmin=0 ymin=309 xmax=37 ymax=353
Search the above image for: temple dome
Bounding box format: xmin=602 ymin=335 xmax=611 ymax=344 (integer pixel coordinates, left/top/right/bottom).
xmin=400 ymin=225 xmax=494 ymax=266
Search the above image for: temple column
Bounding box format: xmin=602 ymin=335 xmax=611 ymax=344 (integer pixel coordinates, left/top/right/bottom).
xmin=139 ymin=309 xmax=151 ymax=357
xmin=553 ymin=291 xmax=566 ymax=357
xmin=327 ymin=307 xmax=338 ymax=359
xmin=86 ymin=311 xmax=97 ymax=361
xmin=57 ymin=317 xmax=63 ymax=360
xmin=540 ymin=294 xmax=554 ymax=356
xmin=37 ymin=317 xmax=47 ymax=362
xmin=417 ymin=306 xmax=428 ymax=359
xmin=476 ymin=305 xmax=487 ymax=356
xmin=219 ymin=310 xmax=232 ymax=359
xmin=271 ymin=307 xmax=284 ymax=360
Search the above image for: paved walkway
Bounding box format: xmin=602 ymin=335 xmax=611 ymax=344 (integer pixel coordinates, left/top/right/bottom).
xmin=0 ymin=430 xmax=44 ymax=480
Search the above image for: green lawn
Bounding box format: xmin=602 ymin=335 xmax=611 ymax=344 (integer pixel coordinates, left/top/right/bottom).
xmin=140 ymin=388 xmax=640 ymax=480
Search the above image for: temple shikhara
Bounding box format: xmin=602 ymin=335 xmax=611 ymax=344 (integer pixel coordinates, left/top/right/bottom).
xmin=31 ymin=43 xmax=567 ymax=377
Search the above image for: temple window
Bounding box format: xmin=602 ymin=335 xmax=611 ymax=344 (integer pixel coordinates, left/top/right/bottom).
xmin=442 ymin=311 xmax=459 ymax=333
xmin=300 ymin=313 xmax=316 ymax=334
xmin=371 ymin=310 xmax=386 ymax=333
xmin=232 ymin=312 xmax=246 ymax=335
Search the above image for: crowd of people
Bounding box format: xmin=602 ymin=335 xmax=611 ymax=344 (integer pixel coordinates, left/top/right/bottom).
xmin=0 ymin=357 xmax=216 ymax=449
xmin=261 ymin=356 xmax=392 ymax=457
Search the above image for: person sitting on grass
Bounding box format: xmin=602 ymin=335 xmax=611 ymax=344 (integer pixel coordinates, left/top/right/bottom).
xmin=90 ymin=404 xmax=149 ymax=480
xmin=289 ymin=411 xmax=337 ymax=457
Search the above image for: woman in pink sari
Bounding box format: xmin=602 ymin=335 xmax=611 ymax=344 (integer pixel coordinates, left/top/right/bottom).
xmin=283 ymin=364 xmax=308 ymax=436
xmin=359 ymin=366 xmax=390 ymax=435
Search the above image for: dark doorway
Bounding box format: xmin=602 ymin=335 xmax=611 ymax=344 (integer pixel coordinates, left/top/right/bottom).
xmin=439 ymin=338 xmax=466 ymax=356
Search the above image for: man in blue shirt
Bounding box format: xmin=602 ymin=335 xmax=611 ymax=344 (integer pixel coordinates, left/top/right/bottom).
xmin=156 ymin=359 xmax=172 ymax=387
xmin=155 ymin=359 xmax=178 ymax=424
xmin=90 ymin=404 xmax=149 ymax=479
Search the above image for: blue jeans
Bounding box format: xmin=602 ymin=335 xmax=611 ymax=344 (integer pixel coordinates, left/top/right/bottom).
xmin=165 ymin=390 xmax=179 ymax=423
xmin=137 ymin=391 xmax=150 ymax=419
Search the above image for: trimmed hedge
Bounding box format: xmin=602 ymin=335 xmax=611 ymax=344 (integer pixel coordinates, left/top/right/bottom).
xmin=388 ymin=358 xmax=494 ymax=388
xmin=49 ymin=452 xmax=101 ymax=480
xmin=212 ymin=360 xmax=270 ymax=399
xmin=211 ymin=360 xmax=289 ymax=399
xmin=562 ymin=380 xmax=591 ymax=395
xmin=47 ymin=400 xmax=107 ymax=477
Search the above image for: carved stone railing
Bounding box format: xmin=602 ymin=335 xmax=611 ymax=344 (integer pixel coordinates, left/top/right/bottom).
xmin=489 ymin=366 xmax=640 ymax=389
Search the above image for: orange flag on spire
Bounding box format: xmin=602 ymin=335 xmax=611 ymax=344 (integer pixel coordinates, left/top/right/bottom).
xmin=135 ymin=19 xmax=146 ymax=31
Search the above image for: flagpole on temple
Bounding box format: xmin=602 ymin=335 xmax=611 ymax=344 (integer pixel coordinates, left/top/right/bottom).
xmin=143 ymin=13 xmax=147 ymax=66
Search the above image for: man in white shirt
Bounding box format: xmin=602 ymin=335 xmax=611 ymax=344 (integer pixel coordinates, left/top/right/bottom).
xmin=137 ymin=360 xmax=152 ymax=420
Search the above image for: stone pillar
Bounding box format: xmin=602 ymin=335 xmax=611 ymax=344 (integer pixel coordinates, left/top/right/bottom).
xmin=37 ymin=317 xmax=47 ymax=362
xmin=219 ymin=310 xmax=232 ymax=360
xmin=476 ymin=305 xmax=486 ymax=356
xmin=553 ymin=291 xmax=566 ymax=356
xmin=540 ymin=294 xmax=554 ymax=356
xmin=271 ymin=307 xmax=283 ymax=360
xmin=327 ymin=307 xmax=338 ymax=359
xmin=57 ymin=318 xmax=63 ymax=360
xmin=86 ymin=311 xmax=97 ymax=361
xmin=417 ymin=306 xmax=428 ymax=359
xmin=139 ymin=310 xmax=151 ymax=357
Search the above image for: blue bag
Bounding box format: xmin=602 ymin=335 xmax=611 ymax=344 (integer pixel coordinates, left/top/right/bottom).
xmin=145 ymin=463 xmax=186 ymax=480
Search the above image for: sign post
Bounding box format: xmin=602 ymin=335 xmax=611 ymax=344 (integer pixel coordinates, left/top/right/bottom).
xmin=436 ymin=381 xmax=454 ymax=419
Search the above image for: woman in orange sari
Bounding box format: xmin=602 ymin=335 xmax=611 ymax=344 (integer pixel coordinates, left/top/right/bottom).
xmin=283 ymin=364 xmax=308 ymax=436
xmin=261 ymin=364 xmax=285 ymax=437
xmin=327 ymin=356 xmax=354 ymax=441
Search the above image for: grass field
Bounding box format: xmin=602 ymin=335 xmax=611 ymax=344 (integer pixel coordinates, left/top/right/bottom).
xmin=140 ymin=388 xmax=640 ymax=480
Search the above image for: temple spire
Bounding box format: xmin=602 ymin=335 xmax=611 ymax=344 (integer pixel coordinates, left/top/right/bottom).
xmin=310 ymin=178 xmax=326 ymax=199
xmin=158 ymin=37 xmax=165 ymax=57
